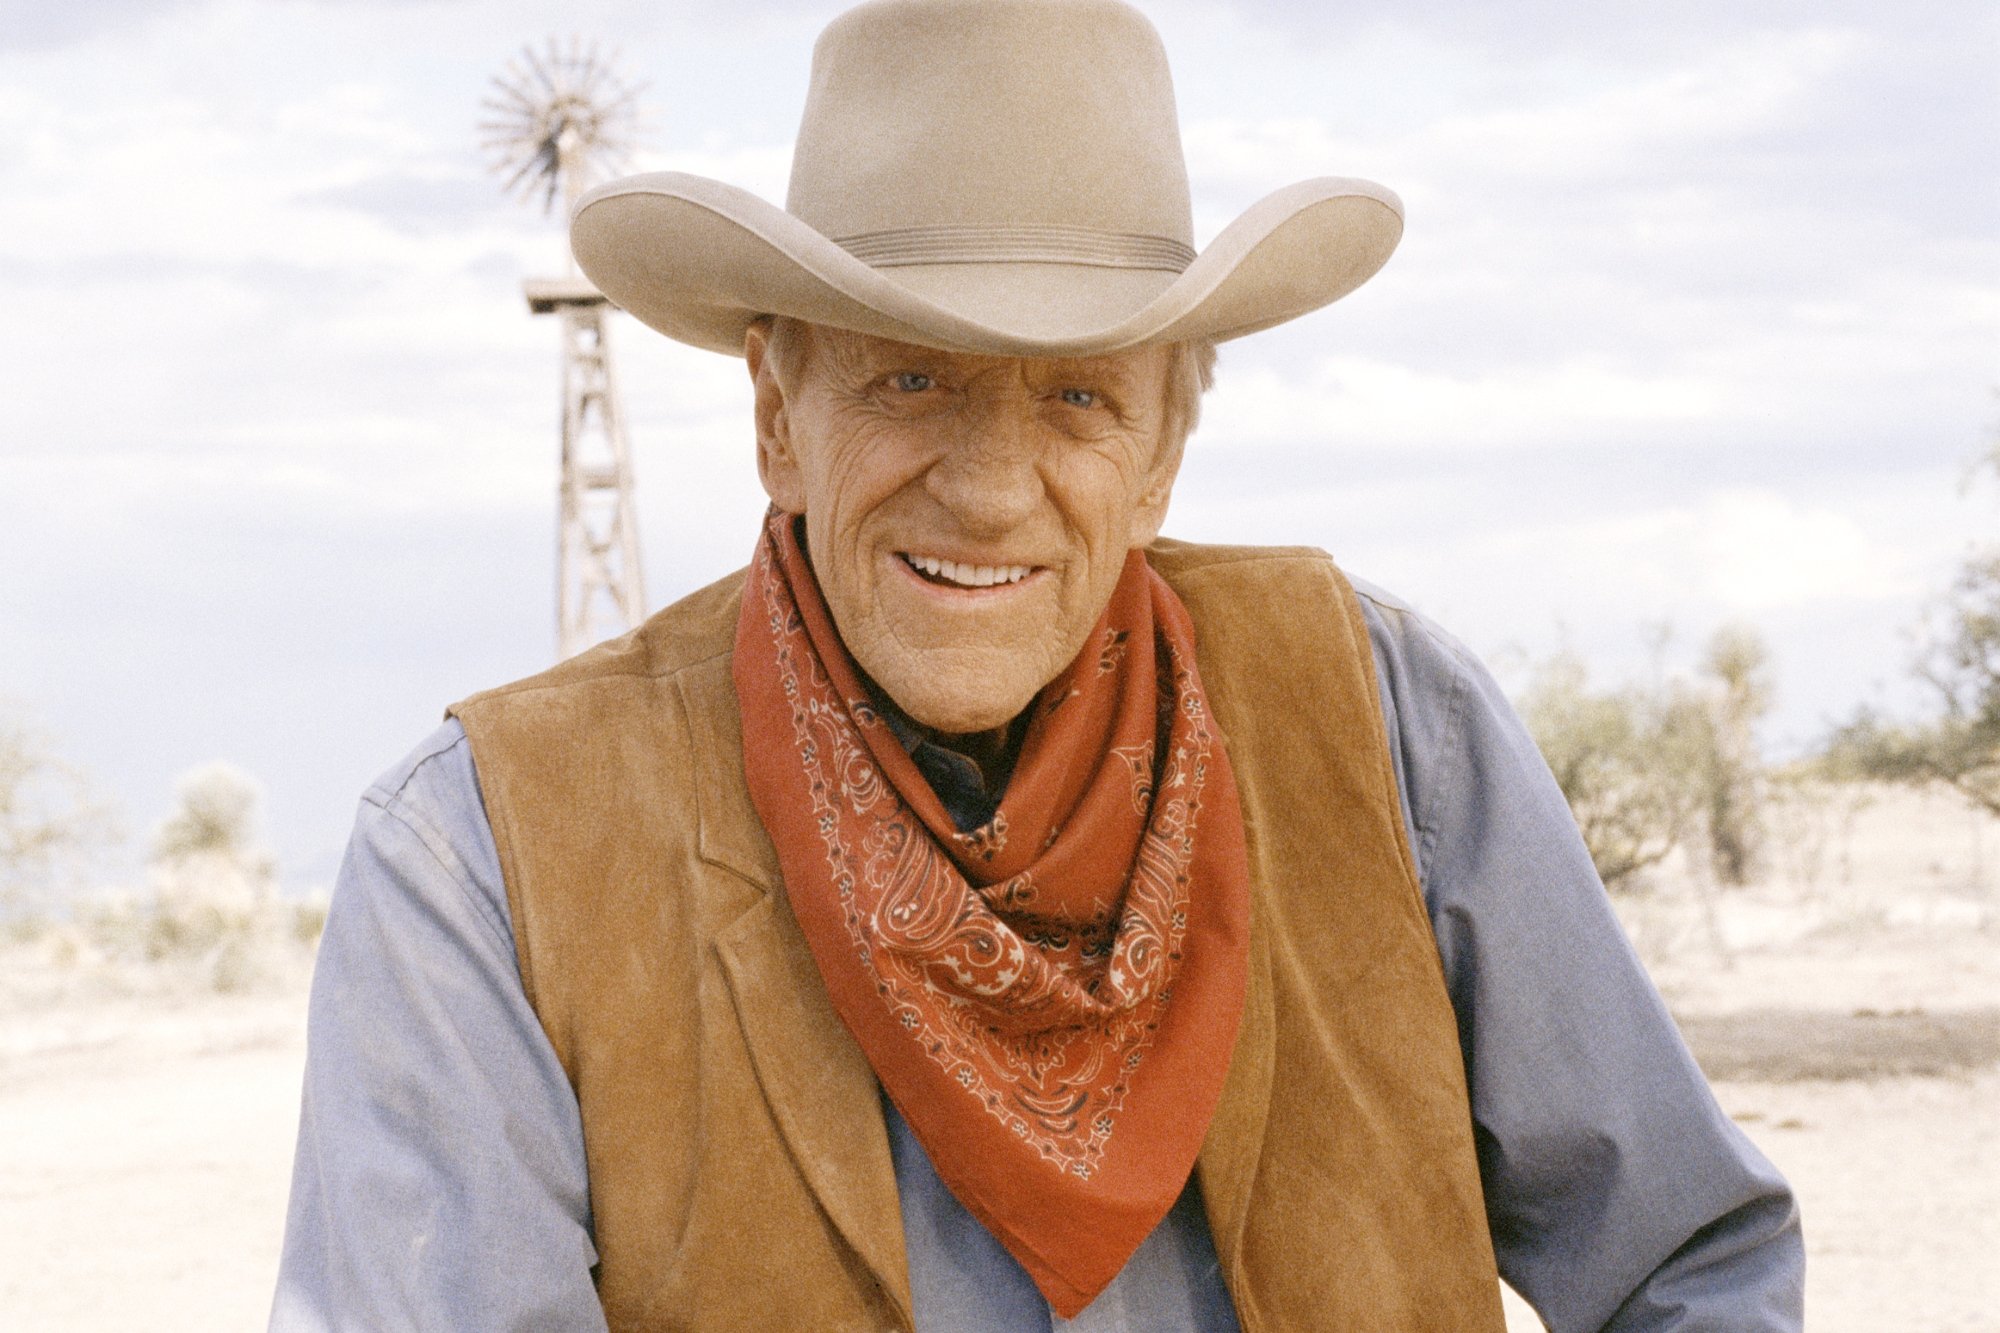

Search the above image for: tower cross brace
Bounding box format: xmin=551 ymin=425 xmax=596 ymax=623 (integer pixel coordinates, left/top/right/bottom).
xmin=527 ymin=277 xmax=646 ymax=658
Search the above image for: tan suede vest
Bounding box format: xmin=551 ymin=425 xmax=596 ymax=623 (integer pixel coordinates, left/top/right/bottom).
xmin=451 ymin=539 xmax=1503 ymax=1332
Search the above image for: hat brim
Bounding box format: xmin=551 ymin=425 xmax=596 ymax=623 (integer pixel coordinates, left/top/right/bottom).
xmin=569 ymin=172 xmax=1403 ymax=358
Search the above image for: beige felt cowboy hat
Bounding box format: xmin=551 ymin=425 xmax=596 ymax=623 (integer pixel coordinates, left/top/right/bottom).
xmin=570 ymin=0 xmax=1403 ymax=358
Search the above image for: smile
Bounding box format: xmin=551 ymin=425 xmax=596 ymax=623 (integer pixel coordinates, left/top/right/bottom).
xmin=898 ymin=552 xmax=1037 ymax=589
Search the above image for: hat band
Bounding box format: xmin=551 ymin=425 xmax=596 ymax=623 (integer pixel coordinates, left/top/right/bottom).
xmin=834 ymin=223 xmax=1196 ymax=272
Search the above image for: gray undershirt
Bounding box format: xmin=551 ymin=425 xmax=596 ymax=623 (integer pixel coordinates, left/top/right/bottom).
xmin=270 ymin=578 xmax=1803 ymax=1332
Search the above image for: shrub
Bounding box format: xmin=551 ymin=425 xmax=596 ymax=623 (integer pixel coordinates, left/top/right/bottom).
xmin=1827 ymin=445 xmax=2000 ymax=813
xmin=0 ymin=709 xmax=117 ymax=921
xmin=1518 ymin=625 xmax=1773 ymax=892
xmin=1517 ymin=651 xmax=1705 ymax=891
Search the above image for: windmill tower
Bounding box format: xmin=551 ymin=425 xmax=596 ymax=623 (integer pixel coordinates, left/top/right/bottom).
xmin=484 ymin=39 xmax=648 ymax=659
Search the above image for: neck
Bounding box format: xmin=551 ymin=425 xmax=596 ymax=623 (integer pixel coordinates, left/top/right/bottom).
xmin=869 ymin=679 xmax=1029 ymax=797
xmin=910 ymin=714 xmax=1025 ymax=791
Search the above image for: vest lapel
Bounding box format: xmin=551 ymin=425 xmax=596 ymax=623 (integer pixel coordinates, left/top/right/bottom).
xmin=681 ymin=661 xmax=915 ymax=1326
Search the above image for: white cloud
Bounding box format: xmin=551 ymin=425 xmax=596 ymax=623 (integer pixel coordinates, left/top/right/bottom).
xmin=1690 ymin=490 xmax=1913 ymax=612
xmin=630 ymin=140 xmax=793 ymax=206
xmin=0 ymin=0 xmax=1993 ymax=877
xmin=1418 ymin=29 xmax=1866 ymax=180
xmin=1462 ymin=490 xmax=1924 ymax=617
xmin=1203 ymin=356 xmax=1725 ymax=451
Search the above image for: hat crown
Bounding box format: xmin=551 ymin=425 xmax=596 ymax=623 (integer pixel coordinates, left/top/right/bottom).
xmin=787 ymin=0 xmax=1194 ymax=249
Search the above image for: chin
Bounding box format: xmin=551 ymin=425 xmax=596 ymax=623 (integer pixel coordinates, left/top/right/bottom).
xmin=891 ymin=689 xmax=1030 ymax=737
xmin=870 ymin=662 xmax=1043 ymax=737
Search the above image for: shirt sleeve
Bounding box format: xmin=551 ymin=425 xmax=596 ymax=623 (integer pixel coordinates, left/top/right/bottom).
xmin=1350 ymin=580 xmax=1805 ymax=1333
xmin=270 ymin=721 xmax=607 ymax=1333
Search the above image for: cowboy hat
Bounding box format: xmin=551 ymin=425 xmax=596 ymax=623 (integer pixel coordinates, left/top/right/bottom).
xmin=570 ymin=0 xmax=1403 ymax=358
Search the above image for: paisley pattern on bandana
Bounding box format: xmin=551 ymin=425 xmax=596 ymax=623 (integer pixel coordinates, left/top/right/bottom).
xmin=734 ymin=511 xmax=1250 ymax=1314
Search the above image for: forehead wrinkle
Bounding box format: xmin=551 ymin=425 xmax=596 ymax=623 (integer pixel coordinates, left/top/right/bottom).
xmin=808 ymin=323 xmax=1157 ymax=392
xmin=1022 ymin=353 xmax=1150 ymax=390
xmin=805 ymin=322 xmax=890 ymax=387
xmin=811 ymin=325 xmax=963 ymax=375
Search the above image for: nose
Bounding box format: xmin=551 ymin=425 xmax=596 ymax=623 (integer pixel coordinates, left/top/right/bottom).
xmin=923 ymin=396 xmax=1046 ymax=536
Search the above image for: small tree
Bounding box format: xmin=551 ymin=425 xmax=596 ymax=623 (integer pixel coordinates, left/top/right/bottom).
xmin=1829 ymin=444 xmax=2000 ymax=813
xmin=1519 ymin=628 xmax=1775 ymax=893
xmin=1692 ymin=624 xmax=1773 ymax=885
xmin=1517 ymin=651 xmax=1707 ymax=891
xmin=0 ymin=710 xmax=116 ymax=921
xmin=149 ymin=761 xmax=277 ymax=913
xmin=153 ymin=762 xmax=268 ymax=863
xmin=139 ymin=761 xmax=285 ymax=984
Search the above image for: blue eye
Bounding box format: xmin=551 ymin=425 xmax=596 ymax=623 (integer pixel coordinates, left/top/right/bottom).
xmin=892 ymin=372 xmax=934 ymax=392
xmin=1060 ymin=388 xmax=1097 ymax=408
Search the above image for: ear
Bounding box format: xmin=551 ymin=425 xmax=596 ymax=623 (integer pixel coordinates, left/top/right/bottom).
xmin=746 ymin=320 xmax=807 ymax=513
xmin=1128 ymin=431 xmax=1186 ymax=547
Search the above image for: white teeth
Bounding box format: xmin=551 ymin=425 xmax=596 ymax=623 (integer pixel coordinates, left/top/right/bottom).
xmin=902 ymin=553 xmax=1033 ymax=588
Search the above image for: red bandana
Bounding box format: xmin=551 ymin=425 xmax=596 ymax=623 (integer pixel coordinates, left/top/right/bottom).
xmin=733 ymin=513 xmax=1250 ymax=1317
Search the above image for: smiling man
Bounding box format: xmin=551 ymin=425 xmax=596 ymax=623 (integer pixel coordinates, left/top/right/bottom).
xmin=272 ymin=1 xmax=1802 ymax=1330
xmin=748 ymin=321 xmax=1190 ymax=737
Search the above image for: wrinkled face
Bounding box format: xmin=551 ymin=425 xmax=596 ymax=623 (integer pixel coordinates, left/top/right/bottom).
xmin=748 ymin=321 xmax=1183 ymax=735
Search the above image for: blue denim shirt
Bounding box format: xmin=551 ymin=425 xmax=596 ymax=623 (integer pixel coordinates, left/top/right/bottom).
xmin=270 ymin=577 xmax=1803 ymax=1332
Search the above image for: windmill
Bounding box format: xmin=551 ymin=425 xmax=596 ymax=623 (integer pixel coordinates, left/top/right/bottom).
xmin=483 ymin=38 xmax=648 ymax=659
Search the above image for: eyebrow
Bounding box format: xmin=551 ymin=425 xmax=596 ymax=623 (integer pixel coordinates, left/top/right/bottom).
xmin=1028 ymin=357 xmax=1142 ymax=388
xmin=825 ymin=333 xmax=1145 ymax=391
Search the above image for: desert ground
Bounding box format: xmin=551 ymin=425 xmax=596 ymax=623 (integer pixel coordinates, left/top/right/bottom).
xmin=2 ymin=783 xmax=1996 ymax=1331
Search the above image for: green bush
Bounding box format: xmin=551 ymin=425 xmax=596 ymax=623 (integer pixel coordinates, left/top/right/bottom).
xmin=0 ymin=709 xmax=117 ymax=921
xmin=1518 ymin=625 xmax=1773 ymax=892
xmin=1826 ymin=445 xmax=2000 ymax=813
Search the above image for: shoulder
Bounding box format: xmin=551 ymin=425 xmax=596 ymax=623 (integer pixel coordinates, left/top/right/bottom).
xmin=454 ymin=565 xmax=747 ymax=719
xmin=447 ymin=569 xmax=748 ymax=785
xmin=353 ymin=717 xmax=511 ymax=949
xmin=1147 ymin=536 xmax=1494 ymax=713
xmin=1145 ymin=535 xmax=1336 ymax=577
xmin=1144 ymin=537 xmax=1351 ymax=616
xmin=1145 ymin=538 xmax=1361 ymax=664
xmin=362 ymin=718 xmax=484 ymax=856
xmin=1344 ymin=572 xmax=1534 ymax=778
xmin=1344 ymin=573 xmax=1501 ymax=724
xmin=366 ymin=715 xmax=477 ymax=810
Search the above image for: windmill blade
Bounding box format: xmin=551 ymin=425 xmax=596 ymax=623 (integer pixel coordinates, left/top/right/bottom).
xmin=574 ymin=53 xmax=610 ymax=102
xmin=478 ymin=107 xmax=536 ymax=133
xmin=499 ymin=59 xmax=537 ymax=97
xmin=486 ymin=84 xmax=536 ymax=115
xmin=592 ymin=127 xmax=634 ymax=154
xmin=500 ymin=136 xmax=558 ymax=197
xmin=596 ymin=82 xmax=643 ymax=119
xmin=485 ymin=35 xmax=649 ymax=215
xmin=525 ymin=45 xmax=561 ymax=100
xmin=493 ymin=66 xmax=537 ymax=98
xmin=511 ymin=56 xmax=551 ymax=106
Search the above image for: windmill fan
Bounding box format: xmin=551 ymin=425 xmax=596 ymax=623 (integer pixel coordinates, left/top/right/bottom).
xmin=482 ymin=38 xmax=652 ymax=659
xmin=482 ymin=37 xmax=642 ymax=215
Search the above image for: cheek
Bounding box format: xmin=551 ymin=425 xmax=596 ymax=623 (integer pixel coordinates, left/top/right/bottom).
xmin=1047 ymin=441 xmax=1158 ymax=549
xmin=798 ymin=416 xmax=925 ymax=527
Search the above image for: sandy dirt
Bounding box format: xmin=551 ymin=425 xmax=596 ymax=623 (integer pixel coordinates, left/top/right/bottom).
xmin=0 ymin=994 xmax=305 ymax=1330
xmin=3 ymin=783 xmax=1997 ymax=1331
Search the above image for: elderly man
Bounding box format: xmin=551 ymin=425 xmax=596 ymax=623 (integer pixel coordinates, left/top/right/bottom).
xmin=273 ymin=0 xmax=1802 ymax=1329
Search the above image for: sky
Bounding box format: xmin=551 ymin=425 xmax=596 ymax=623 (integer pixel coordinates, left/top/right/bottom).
xmin=1 ymin=0 xmax=1995 ymax=889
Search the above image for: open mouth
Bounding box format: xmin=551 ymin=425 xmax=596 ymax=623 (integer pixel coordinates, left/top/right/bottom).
xmin=899 ymin=552 xmax=1036 ymax=589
